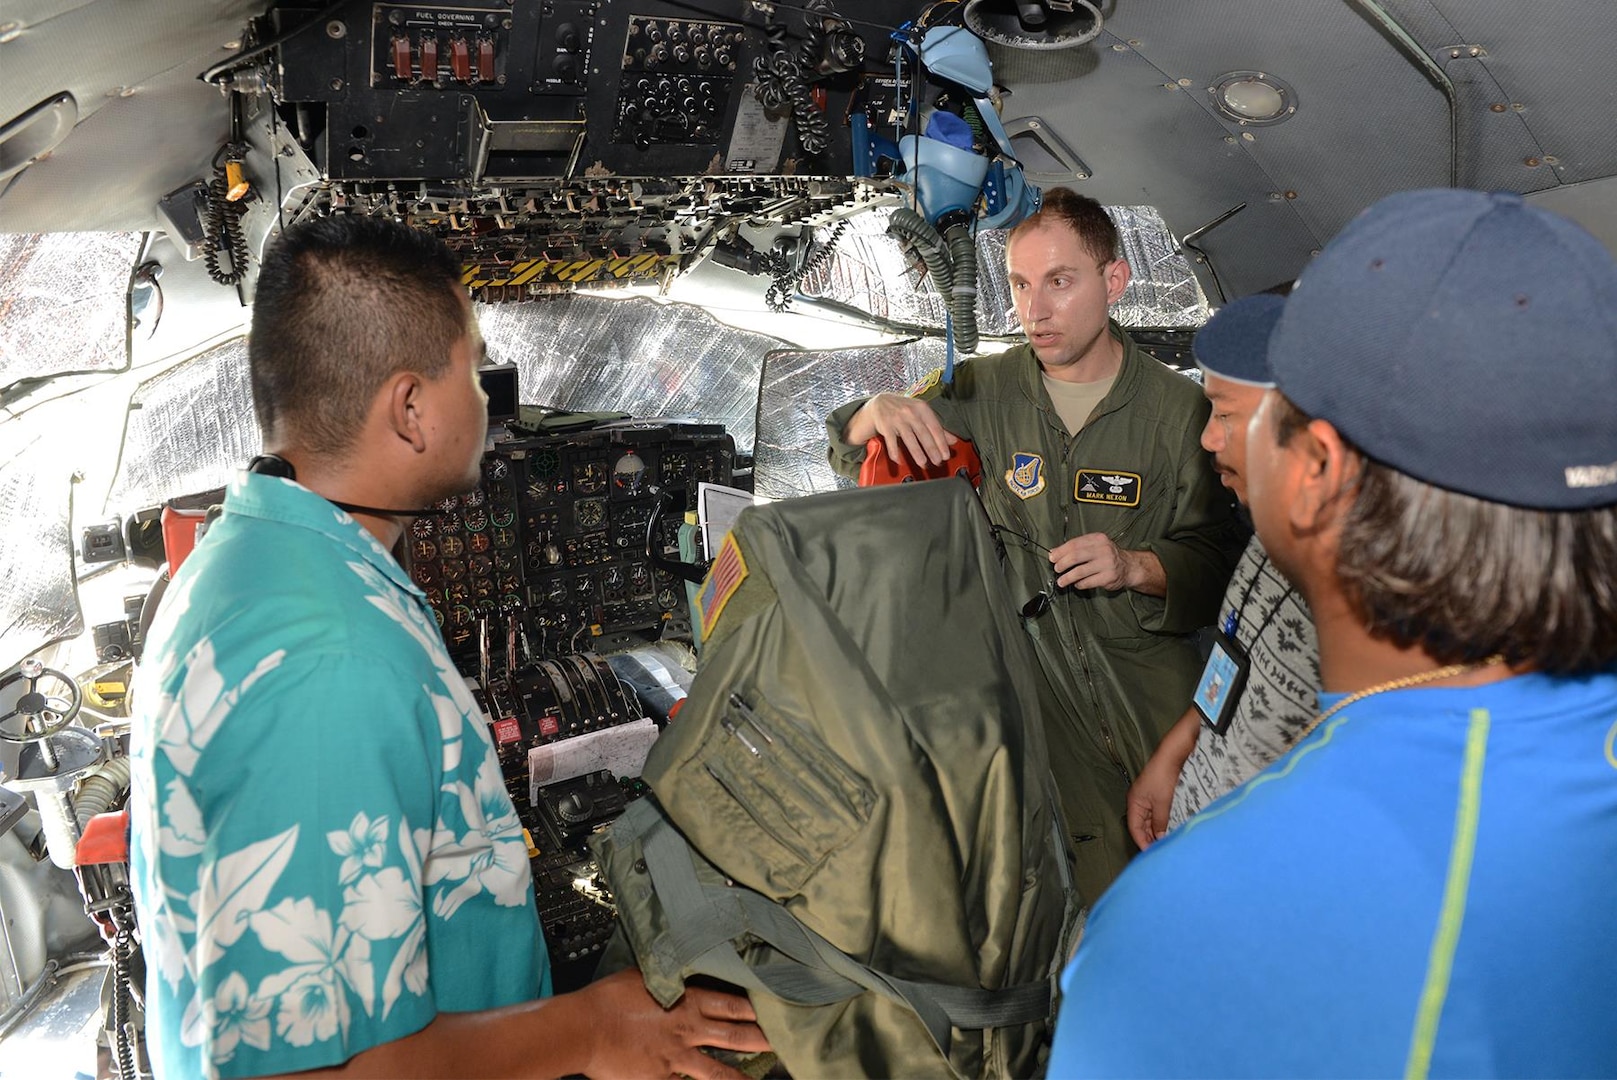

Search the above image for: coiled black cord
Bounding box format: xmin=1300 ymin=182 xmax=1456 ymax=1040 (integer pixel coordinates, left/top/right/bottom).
xmin=799 ymin=0 xmax=865 ymax=75
xmin=752 ymin=16 xmax=831 ymax=156
xmin=763 ymin=218 xmax=848 ymax=311
xmin=203 ymin=163 xmax=249 ymax=287
xmin=112 ymin=928 xmax=136 ymax=1078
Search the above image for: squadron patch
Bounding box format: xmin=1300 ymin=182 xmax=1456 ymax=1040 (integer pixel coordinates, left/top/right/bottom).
xmin=1005 ymin=452 xmax=1047 ymax=499
xmin=906 ymin=368 xmax=943 ymax=397
xmin=1075 ymin=469 xmax=1142 ymax=506
xmin=696 ymin=531 xmax=748 ymax=637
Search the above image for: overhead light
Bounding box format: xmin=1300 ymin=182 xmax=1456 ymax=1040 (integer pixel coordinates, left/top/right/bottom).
xmin=1210 ymin=71 xmax=1297 ymax=126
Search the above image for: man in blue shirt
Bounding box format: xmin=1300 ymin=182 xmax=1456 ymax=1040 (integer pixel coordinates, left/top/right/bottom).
xmin=130 ymin=216 xmax=767 ymax=1078
xmin=1049 ymin=189 xmax=1617 ymax=1076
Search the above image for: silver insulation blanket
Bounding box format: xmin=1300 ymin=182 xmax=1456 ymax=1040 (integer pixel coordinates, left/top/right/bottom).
xmin=0 ymin=232 xmax=139 ymax=391
xmin=0 ymin=429 xmax=82 ymax=671
xmin=476 ymin=294 xmax=789 ymax=454
xmin=105 ymin=338 xmax=260 ymax=510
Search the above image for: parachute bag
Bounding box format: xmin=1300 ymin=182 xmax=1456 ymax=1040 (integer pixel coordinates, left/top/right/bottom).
xmin=592 ymin=479 xmax=1077 ymax=1079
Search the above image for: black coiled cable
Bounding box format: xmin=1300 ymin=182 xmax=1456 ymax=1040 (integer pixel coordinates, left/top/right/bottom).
xmin=752 ymin=18 xmax=831 ymax=156
xmin=112 ymin=928 xmax=136 ymax=1078
xmin=799 ymin=0 xmax=865 ymax=75
xmin=763 ymin=218 xmax=848 ymax=311
xmin=203 ymin=164 xmax=249 ymax=287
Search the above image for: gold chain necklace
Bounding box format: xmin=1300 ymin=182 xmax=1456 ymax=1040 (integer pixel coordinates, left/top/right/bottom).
xmin=1298 ymin=655 xmax=1506 ymax=743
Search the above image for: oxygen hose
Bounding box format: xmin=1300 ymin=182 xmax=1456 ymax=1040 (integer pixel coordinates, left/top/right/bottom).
xmin=887 ymin=206 xmax=955 ymax=296
xmin=74 ymin=756 xmax=131 ymax=832
xmin=943 ymin=220 xmax=979 ymax=354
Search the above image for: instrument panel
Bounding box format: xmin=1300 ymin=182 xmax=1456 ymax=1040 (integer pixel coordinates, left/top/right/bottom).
xmin=403 ymin=416 xmax=733 ymax=658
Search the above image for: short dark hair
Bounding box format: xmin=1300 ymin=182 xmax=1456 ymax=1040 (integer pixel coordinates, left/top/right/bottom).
xmin=249 ymin=215 xmax=467 ymax=456
xmin=1007 ymin=187 xmax=1119 ymax=266
xmin=1270 ymin=394 xmax=1617 ymax=674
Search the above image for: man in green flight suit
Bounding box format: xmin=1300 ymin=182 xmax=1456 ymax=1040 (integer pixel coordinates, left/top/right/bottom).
xmin=826 ymin=189 xmax=1246 ymax=904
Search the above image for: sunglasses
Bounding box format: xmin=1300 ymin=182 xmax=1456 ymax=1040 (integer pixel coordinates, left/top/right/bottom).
xmin=988 ymin=523 xmax=1061 ymax=618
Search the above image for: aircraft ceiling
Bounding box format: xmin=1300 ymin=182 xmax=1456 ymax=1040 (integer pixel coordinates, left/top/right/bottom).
xmin=3 ymin=0 xmax=1617 ymax=300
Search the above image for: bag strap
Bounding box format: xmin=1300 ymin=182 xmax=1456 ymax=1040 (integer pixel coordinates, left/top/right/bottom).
xmin=622 ymin=801 xmax=1053 ymax=1061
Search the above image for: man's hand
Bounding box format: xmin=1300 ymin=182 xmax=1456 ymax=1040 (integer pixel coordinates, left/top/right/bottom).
xmin=583 ymin=969 xmax=771 ymax=1080
xmin=1126 ymin=752 xmax=1182 ymax=850
xmin=1125 ymin=708 xmax=1201 ymax=850
xmin=843 ymin=393 xmax=958 ymax=468
xmin=1050 ymin=533 xmax=1167 ymax=596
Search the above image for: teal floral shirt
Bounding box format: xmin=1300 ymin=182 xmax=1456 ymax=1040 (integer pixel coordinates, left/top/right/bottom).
xmin=130 ymin=471 xmax=549 ymax=1079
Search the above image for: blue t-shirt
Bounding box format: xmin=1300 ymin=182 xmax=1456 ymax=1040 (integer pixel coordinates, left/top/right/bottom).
xmin=1049 ymin=670 xmax=1617 ymax=1078
xmin=130 ymin=471 xmax=549 ymax=1079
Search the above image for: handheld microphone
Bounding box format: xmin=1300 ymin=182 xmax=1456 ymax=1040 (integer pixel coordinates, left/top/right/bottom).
xmin=246 ymin=455 xmax=439 ymax=517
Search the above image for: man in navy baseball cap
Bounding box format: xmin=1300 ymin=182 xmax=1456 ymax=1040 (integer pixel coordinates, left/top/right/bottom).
xmin=1048 ymin=189 xmax=1617 ymax=1077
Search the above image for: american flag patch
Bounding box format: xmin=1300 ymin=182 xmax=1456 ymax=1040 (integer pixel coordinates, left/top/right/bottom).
xmin=696 ymin=532 xmax=749 ymax=637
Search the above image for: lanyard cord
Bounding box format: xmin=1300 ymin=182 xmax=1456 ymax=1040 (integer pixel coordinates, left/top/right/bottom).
xmin=1223 ymin=553 xmax=1289 ymax=645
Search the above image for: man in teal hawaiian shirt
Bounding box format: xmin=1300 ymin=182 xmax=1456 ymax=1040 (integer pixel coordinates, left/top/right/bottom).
xmin=130 ymin=216 xmax=766 ymax=1079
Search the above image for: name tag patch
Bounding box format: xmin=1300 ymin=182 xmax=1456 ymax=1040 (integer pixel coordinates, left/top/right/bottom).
xmin=1005 ymin=452 xmax=1047 ymax=499
xmin=1075 ymin=469 xmax=1142 ymax=506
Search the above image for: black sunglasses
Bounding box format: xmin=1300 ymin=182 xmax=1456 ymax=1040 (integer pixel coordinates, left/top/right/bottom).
xmin=988 ymin=523 xmax=1061 ymax=618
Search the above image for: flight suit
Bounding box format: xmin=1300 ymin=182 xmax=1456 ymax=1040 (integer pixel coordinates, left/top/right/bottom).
xmin=827 ymin=324 xmax=1247 ymax=904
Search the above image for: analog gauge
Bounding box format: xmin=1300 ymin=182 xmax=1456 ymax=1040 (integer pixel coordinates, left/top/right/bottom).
xmin=472 ymin=577 xmax=494 ymax=600
xmin=468 ymin=530 xmax=492 ymax=554
xmin=431 ymin=607 xmax=445 ymax=628
xmin=411 ymin=517 xmax=437 ymax=539
xmin=491 ymin=505 xmax=515 ymax=529
xmin=657 ymin=587 xmax=678 ymax=609
xmin=447 ymin=579 xmax=472 ymax=604
xmin=574 ymin=575 xmax=596 ymax=599
xmin=576 ymin=498 xmax=607 ymax=530
xmin=475 ymin=597 xmax=498 ymax=613
xmin=494 ymin=549 xmax=518 ymax=573
xmin=575 ymin=461 xmax=608 ymax=494
xmin=468 ymin=553 xmax=493 ymax=577
xmin=462 ymin=487 xmax=487 ymax=508
xmin=629 ymin=563 xmax=651 ymax=592
xmin=424 ymin=587 xmax=445 ymax=609
xmin=662 ymin=451 xmax=688 ymax=478
xmin=602 ymin=566 xmax=626 ymax=596
xmin=485 ymin=457 xmax=510 ymax=481
xmin=612 ymin=452 xmax=647 ymax=494
xmin=526 ymin=478 xmax=549 ymax=502
xmin=438 ymin=511 xmax=464 ymax=534
xmin=499 ymin=574 xmax=522 ymax=597
xmin=441 ymin=558 xmax=467 ymax=582
xmin=463 ymin=506 xmax=490 ymax=532
xmin=545 ymin=580 xmax=568 ymax=606
xmin=437 ymin=496 xmax=460 ymax=514
xmin=439 ymin=534 xmax=466 ymax=559
xmin=450 ymin=604 xmax=476 ymax=629
xmin=414 ymin=564 xmax=440 ymax=588
xmin=492 ymin=525 xmax=516 ymax=549
xmin=412 ymin=538 xmax=439 ymax=562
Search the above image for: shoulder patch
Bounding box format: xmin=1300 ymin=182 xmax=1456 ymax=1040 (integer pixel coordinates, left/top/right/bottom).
xmin=1074 ymin=469 xmax=1142 ymax=506
xmin=906 ymin=369 xmax=943 ymax=397
xmin=1005 ymin=452 xmax=1047 ymax=499
xmin=696 ymin=532 xmax=748 ymax=637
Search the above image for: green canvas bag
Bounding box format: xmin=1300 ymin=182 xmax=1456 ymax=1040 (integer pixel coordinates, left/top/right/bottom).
xmin=593 ymin=479 xmax=1078 ymax=1078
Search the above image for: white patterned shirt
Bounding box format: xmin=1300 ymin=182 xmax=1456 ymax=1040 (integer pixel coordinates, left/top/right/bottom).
xmin=130 ymin=471 xmax=548 ymax=1079
xmin=1169 ymin=535 xmax=1319 ymax=829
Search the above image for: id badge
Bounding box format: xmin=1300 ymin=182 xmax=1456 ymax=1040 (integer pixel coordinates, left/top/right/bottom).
xmin=1193 ymin=631 xmax=1250 ymax=735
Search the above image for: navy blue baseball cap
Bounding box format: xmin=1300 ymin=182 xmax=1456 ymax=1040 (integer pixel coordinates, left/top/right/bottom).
xmin=1268 ymin=189 xmax=1617 ymax=510
xmin=1194 ymin=292 xmax=1286 ymax=387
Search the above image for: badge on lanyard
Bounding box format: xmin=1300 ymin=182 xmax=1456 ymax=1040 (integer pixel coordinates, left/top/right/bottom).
xmin=1193 ymin=624 xmax=1250 ymax=735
